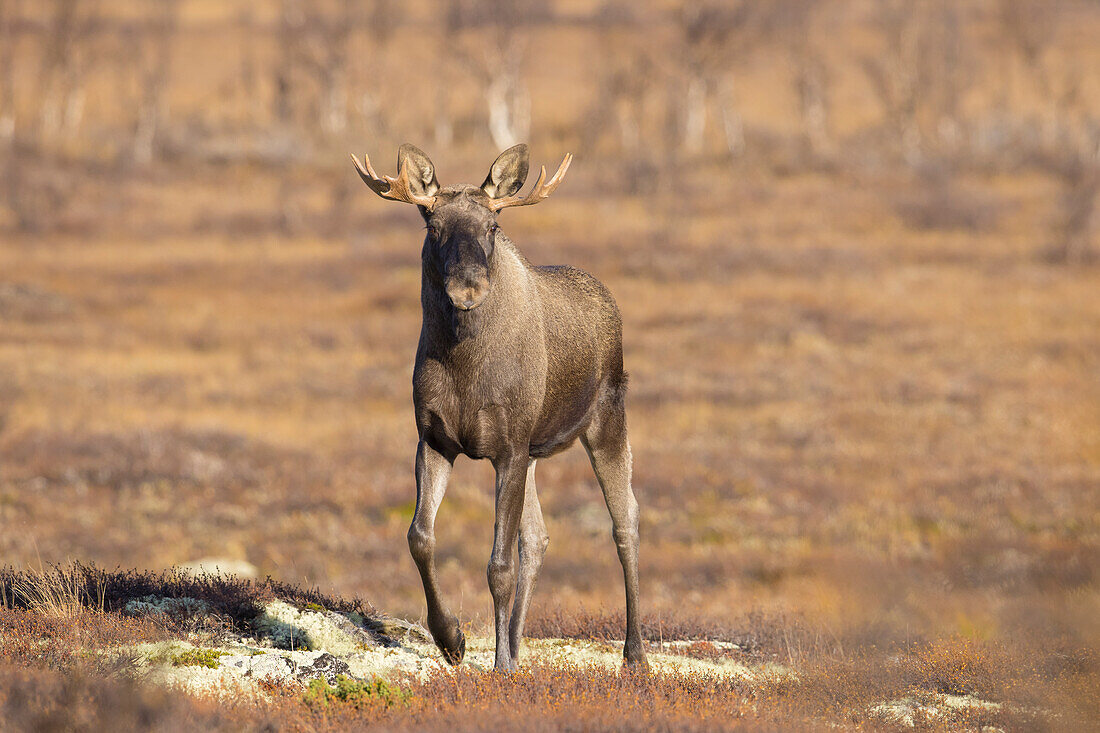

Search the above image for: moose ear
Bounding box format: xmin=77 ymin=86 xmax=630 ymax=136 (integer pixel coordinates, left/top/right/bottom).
xmin=481 ymin=144 xmax=530 ymax=199
xmin=397 ymin=143 xmax=440 ymax=197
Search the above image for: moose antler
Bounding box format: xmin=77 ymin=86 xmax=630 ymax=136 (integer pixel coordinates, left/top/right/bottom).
xmin=350 ymin=152 xmax=437 ymax=210
xmin=487 ymin=154 xmax=573 ymax=212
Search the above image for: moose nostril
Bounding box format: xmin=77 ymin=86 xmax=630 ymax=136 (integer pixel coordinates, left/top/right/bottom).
xmin=462 ymin=299 xmax=476 ymax=310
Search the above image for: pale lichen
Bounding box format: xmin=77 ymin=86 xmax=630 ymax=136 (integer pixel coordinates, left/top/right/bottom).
xmin=123 ymin=595 xmax=212 ymax=620
xmin=118 ymin=600 xmax=794 ymax=701
xmin=252 ymin=600 xmax=371 ymax=655
xmin=870 ymin=692 xmax=1005 ymax=728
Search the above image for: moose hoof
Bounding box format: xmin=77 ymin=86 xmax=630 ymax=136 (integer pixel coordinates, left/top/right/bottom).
xmin=434 ymin=621 xmax=466 ymax=665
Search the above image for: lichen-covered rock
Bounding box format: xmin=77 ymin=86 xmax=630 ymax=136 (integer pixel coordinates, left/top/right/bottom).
xmin=117 ymin=595 xmax=798 ymax=703
xmin=233 ymin=653 xmax=298 ymax=684
xmin=146 ymin=664 xmax=253 ymax=699
xmin=296 ymin=652 xmax=353 ymax=685
xmin=361 ymin=614 xmax=432 ymax=645
xmin=520 ymin=637 xmax=765 ymax=682
xmin=131 ymin=640 xmax=209 ymax=667
xmin=322 ymin=609 xmax=397 ymax=648
xmin=870 ymin=693 xmax=1004 ymax=728
xmin=252 ymin=600 xmax=377 ymax=655
xmin=124 ymin=595 xmax=213 ymax=621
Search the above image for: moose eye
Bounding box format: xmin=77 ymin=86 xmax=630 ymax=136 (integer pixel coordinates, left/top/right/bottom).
xmin=489 ymin=224 xmax=499 ymax=236
xmin=427 ymin=226 xmax=439 ymax=241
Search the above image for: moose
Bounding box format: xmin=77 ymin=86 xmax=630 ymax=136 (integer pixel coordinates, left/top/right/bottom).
xmin=351 ymin=144 xmax=647 ymax=672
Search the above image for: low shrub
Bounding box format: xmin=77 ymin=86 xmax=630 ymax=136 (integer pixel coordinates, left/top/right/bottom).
xmin=302 ymin=675 xmax=412 ymax=710
xmin=168 ymin=648 xmax=228 ymax=669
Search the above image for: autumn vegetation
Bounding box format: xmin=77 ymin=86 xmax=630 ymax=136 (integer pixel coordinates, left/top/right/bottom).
xmin=1 ymin=0 xmax=1098 ymax=729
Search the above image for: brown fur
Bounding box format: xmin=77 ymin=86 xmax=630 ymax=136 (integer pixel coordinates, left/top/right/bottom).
xmin=355 ymin=144 xmax=647 ymax=672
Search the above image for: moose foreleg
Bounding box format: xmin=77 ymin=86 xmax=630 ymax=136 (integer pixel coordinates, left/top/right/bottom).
xmin=409 ymin=440 xmax=465 ymax=664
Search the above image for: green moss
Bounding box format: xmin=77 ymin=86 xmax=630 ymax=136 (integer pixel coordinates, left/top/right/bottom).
xmin=304 ymin=602 xmax=325 ymax=612
xmin=168 ymin=648 xmax=227 ymax=668
xmin=302 ymin=675 xmax=412 ymax=709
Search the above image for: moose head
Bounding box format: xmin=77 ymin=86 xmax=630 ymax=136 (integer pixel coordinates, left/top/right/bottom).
xmin=351 ymin=144 xmax=571 ymax=311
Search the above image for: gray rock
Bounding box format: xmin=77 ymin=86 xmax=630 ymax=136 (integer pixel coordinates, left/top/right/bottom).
xmin=242 ymin=654 xmax=298 ymax=683
xmin=296 ymin=652 xmax=353 ymax=685
xmin=363 ymin=614 xmax=432 ymax=645
xmin=322 ymin=610 xmax=390 ymax=648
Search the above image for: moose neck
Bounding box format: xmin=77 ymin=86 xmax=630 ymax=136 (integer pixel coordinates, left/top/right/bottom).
xmin=420 ymin=236 xmax=528 ymax=347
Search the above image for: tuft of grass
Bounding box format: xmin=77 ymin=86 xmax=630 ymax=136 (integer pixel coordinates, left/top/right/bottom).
xmin=0 ymin=563 xmax=380 ymax=635
xmin=302 ymin=675 xmax=412 ymax=710
xmin=0 ymin=564 xmax=105 ymax=619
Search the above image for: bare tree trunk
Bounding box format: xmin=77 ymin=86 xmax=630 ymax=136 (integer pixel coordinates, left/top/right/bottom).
xmin=1 ymin=0 xmax=18 ymax=230
xmin=682 ymin=75 xmax=707 ymax=155
xmin=274 ymin=0 xmax=299 ymax=126
xmin=795 ymin=57 xmax=831 ymax=158
xmin=33 ymin=0 xmax=97 ymax=140
xmin=447 ymin=2 xmax=535 ymax=151
xmin=1050 ymin=135 xmax=1100 ymax=264
xmin=715 ymin=77 xmax=745 ymax=159
xmin=239 ymin=7 xmax=261 ymax=125
xmin=132 ymin=1 xmax=178 ymax=166
xmin=0 ymin=0 xmax=17 ymax=143
xmin=319 ymin=0 xmax=352 ymax=136
xmin=354 ymin=90 xmax=388 ymax=141
xmin=323 ymin=78 xmax=348 ymax=135
xmin=486 ymin=65 xmax=530 ymax=150
xmin=433 ymin=85 xmax=454 ymax=148
xmin=37 ymin=0 xmax=82 ymax=139
xmin=616 ymin=98 xmax=639 ymax=152
xmin=62 ymin=77 xmax=85 ymax=132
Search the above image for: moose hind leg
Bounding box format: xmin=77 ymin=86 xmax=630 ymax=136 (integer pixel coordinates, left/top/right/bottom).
xmin=508 ymin=460 xmax=549 ymax=666
xmin=487 ymin=453 xmax=529 ymax=672
xmin=409 ymin=440 xmax=465 ymax=665
xmin=582 ymin=403 xmax=649 ymax=670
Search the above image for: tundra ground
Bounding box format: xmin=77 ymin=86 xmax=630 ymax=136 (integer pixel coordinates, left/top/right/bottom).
xmin=1 ymin=2 xmax=1098 ymax=728
xmin=2 ymin=162 xmax=1097 ymax=727
xmin=1 ymin=564 xmax=1084 ymax=731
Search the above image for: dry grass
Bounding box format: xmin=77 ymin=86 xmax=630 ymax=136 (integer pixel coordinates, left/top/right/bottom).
xmin=0 ymin=576 xmax=1093 ymax=731
xmin=0 ymin=665 xmax=258 ymax=733
xmin=0 ymin=563 xmax=1094 ymax=729
xmin=0 ymin=607 xmax=164 ymax=672
xmin=0 ymin=564 xmax=381 ymax=637
xmin=0 ymin=0 xmax=1098 ymax=728
xmin=0 ymin=660 xmax=768 ymax=732
xmin=0 ymin=563 xmax=105 ymax=619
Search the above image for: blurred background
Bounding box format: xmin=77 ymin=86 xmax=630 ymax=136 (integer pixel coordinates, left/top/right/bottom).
xmin=0 ymin=0 xmax=1098 ymax=671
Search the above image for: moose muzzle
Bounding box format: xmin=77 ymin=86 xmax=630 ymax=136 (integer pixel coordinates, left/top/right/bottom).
xmin=445 ymin=271 xmax=489 ymax=311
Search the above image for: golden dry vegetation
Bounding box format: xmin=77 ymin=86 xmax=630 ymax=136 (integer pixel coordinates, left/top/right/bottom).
xmin=1 ymin=0 xmax=1098 ymax=729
